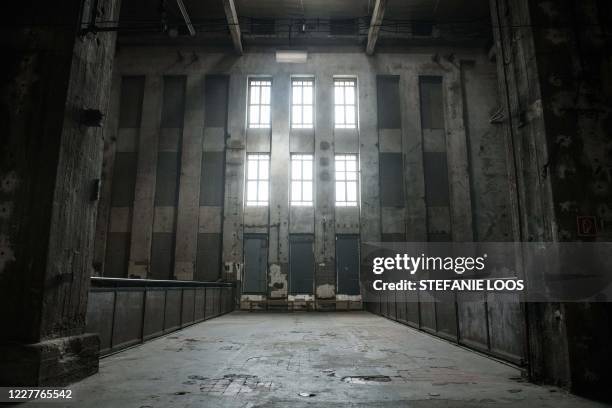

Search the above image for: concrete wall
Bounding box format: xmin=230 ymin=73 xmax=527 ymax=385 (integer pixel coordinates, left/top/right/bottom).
xmin=490 ymin=0 xmax=612 ymax=400
xmin=95 ymin=46 xmax=514 ymax=311
xmin=0 ymin=0 xmax=120 ymax=386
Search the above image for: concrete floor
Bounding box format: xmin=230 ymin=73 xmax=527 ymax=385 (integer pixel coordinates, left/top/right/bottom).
xmin=30 ymin=312 xmax=610 ymax=407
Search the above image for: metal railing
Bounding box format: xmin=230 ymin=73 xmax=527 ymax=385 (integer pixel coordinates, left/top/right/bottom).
xmin=86 ymin=277 xmax=235 ymax=356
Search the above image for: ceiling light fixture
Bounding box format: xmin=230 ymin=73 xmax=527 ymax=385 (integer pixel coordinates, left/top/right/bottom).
xmin=276 ymin=50 xmax=308 ymax=63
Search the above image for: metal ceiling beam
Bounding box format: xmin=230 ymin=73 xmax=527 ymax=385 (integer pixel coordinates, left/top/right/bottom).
xmin=366 ymin=0 xmax=387 ymax=55
xmin=176 ymin=0 xmax=196 ymax=36
xmin=222 ymin=0 xmax=244 ymax=55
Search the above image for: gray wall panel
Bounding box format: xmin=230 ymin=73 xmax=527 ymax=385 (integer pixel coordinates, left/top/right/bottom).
xmin=196 ymin=233 xmax=221 ymax=282
xmin=200 ymin=152 xmax=225 ymax=206
xmin=205 ymin=75 xmax=229 ymax=127
xmin=105 ymin=232 xmax=130 ymax=278
xmin=164 ymin=289 xmax=182 ymax=332
xmin=380 ymin=153 xmax=405 ymax=207
xmin=143 ymin=290 xmax=165 ymax=339
xmin=336 ymin=235 xmax=360 ymax=295
xmin=151 ymin=232 xmax=175 ymax=280
xmin=161 ymin=76 xmax=186 ymax=128
xmin=181 ymin=289 xmax=196 ymax=326
xmin=377 ymin=76 xmax=401 ymax=129
xmin=289 ymin=235 xmax=315 ymax=295
xmin=86 ymin=292 xmax=115 ymax=354
xmin=423 ymin=152 xmax=450 ymax=207
xmin=111 ymin=152 xmax=137 ymax=207
xmin=111 ymin=291 xmax=144 ymax=349
xmin=155 ymin=152 xmax=180 ymax=206
xmin=119 ymin=76 xmax=145 ymax=128
xmin=419 ymin=76 xmax=444 ymax=129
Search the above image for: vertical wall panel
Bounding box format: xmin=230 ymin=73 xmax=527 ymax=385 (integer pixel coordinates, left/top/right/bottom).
xmin=336 ymin=235 xmax=360 ymax=295
xmin=200 ymin=152 xmax=225 ymax=206
xmin=289 ymin=235 xmax=315 ymax=295
xmin=377 ymin=76 xmax=401 ymax=129
xmin=380 ymin=153 xmax=405 ymax=206
xmin=205 ymin=75 xmax=229 ymax=127
xmin=155 ymin=152 xmax=180 ymax=206
xmin=243 ymin=235 xmax=268 ymax=294
xmin=174 ymin=74 xmax=205 ymax=280
xmin=195 ymin=233 xmax=221 ymax=281
xmin=151 ymin=232 xmax=175 ymax=279
xmin=118 ymin=76 xmax=145 ymax=128
xmin=161 ymin=76 xmax=186 ymax=128
xmin=419 ymin=76 xmax=444 ymax=129
xmin=110 ymin=152 xmax=138 ymax=207
xmin=423 ymin=152 xmax=450 ymax=207
xmin=105 ymin=232 xmax=131 ymax=278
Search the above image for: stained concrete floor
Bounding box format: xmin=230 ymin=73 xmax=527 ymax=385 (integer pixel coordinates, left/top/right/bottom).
xmin=31 ymin=312 xmax=610 ymax=407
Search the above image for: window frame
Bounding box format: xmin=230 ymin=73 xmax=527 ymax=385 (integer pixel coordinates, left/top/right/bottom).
xmin=246 ymin=153 xmax=270 ymax=207
xmin=290 ymin=154 xmax=314 ymax=207
xmin=335 ymin=154 xmax=359 ymax=207
xmin=247 ymin=78 xmax=272 ymax=129
xmin=333 ymin=78 xmax=358 ymax=129
xmin=291 ymin=78 xmax=315 ymax=129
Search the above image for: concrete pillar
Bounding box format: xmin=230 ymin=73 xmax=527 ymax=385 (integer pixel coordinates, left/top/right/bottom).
xmin=269 ymin=74 xmax=290 ymax=299
xmin=401 ymin=73 xmax=428 ymax=241
xmin=0 ymin=0 xmax=120 ymax=386
xmin=222 ymin=74 xmax=247 ymax=281
xmin=314 ymin=74 xmax=336 ymax=303
xmin=358 ymin=73 xmax=382 ymax=245
xmin=128 ymin=75 xmax=162 ymax=278
xmin=92 ymin=70 xmax=122 ymax=276
xmin=444 ymin=66 xmax=474 ymax=242
xmin=174 ymin=75 xmax=205 ymax=280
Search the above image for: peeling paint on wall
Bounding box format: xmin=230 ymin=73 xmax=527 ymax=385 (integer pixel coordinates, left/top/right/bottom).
xmin=316 ymin=283 xmax=335 ymax=299
xmin=268 ymin=263 xmax=287 ymax=298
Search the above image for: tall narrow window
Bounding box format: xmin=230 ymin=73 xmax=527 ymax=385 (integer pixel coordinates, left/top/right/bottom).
xmin=248 ymin=79 xmax=271 ymax=128
xmin=334 ymin=78 xmax=357 ymax=129
xmin=246 ymin=154 xmax=270 ymax=206
xmin=291 ymin=154 xmax=314 ymax=206
xmin=335 ymin=154 xmax=359 ymax=207
xmin=291 ymin=78 xmax=314 ymax=129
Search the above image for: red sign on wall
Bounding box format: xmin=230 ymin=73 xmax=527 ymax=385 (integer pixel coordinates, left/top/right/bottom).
xmin=577 ymin=216 xmax=598 ymax=237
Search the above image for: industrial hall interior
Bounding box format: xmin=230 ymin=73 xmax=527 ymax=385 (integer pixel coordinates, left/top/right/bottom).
xmin=1 ymin=0 xmax=612 ymax=407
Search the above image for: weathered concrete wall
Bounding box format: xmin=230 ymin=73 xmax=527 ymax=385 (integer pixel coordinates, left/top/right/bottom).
xmin=490 ymin=0 xmax=612 ymax=400
xmin=0 ymin=0 xmax=120 ymax=385
xmin=96 ymin=46 xmax=513 ymax=312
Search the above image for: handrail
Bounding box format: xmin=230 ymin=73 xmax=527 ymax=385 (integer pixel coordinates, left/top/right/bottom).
xmin=90 ymin=276 xmax=235 ymax=288
xmin=87 ymin=277 xmax=236 ymax=356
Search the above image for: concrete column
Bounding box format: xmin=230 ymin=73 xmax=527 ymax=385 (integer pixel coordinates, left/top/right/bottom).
xmin=359 ymin=74 xmax=382 ymax=243
xmin=222 ymin=74 xmax=247 ymax=281
xmin=128 ymin=75 xmax=162 ymax=278
xmin=174 ymin=75 xmax=205 ymax=280
xmin=401 ymin=73 xmax=428 ymax=241
xmin=314 ymin=74 xmax=336 ymax=303
xmin=92 ymin=68 xmax=122 ymax=275
xmin=269 ymin=74 xmax=290 ymax=299
xmin=0 ymin=0 xmax=120 ymax=385
xmin=444 ymin=66 xmax=474 ymax=242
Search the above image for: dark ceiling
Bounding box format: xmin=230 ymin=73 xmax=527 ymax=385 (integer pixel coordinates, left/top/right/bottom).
xmin=113 ymin=0 xmax=492 ymax=47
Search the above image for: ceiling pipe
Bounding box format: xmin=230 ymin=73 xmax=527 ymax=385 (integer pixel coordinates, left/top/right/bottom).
xmin=176 ymin=0 xmax=196 ymax=36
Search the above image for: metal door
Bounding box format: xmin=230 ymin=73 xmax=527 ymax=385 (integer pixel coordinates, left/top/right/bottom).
xmin=336 ymin=235 xmax=360 ymax=295
xmin=289 ymin=235 xmax=314 ymax=294
xmin=243 ymin=235 xmax=268 ymax=294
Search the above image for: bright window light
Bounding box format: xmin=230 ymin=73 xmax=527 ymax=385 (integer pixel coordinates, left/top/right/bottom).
xmin=248 ymin=79 xmax=271 ymax=129
xmin=334 ymin=78 xmax=357 ymax=129
xmin=246 ymin=154 xmax=270 ymax=206
xmin=291 ymin=154 xmax=314 ymax=206
xmin=291 ymin=79 xmax=314 ymax=129
xmin=335 ymin=154 xmax=358 ymax=207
